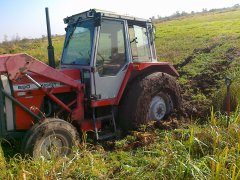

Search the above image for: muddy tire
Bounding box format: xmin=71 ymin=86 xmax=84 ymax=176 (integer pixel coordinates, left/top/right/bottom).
xmin=118 ymin=72 xmax=181 ymax=130
xmin=21 ymin=118 xmax=79 ymax=159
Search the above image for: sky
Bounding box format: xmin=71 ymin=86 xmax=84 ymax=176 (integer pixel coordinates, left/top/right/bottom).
xmin=0 ymin=0 xmax=240 ymax=42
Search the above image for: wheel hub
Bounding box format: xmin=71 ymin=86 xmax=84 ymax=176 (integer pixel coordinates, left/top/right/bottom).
xmin=40 ymin=134 xmax=69 ymax=158
xmin=149 ymin=96 xmax=167 ymax=121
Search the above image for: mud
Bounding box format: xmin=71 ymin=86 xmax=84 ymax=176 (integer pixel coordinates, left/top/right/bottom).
xmin=101 ymin=118 xmax=189 ymax=152
xmin=193 ymin=43 xmax=219 ymax=54
xmin=225 ymin=47 xmax=240 ymax=61
xmin=119 ymin=72 xmax=182 ymax=130
xmin=176 ymin=44 xmax=220 ymax=69
xmin=98 ymin=45 xmax=239 ymax=152
xmin=134 ymin=72 xmax=182 ymax=126
xmin=118 ymin=44 xmax=238 ymax=136
xmin=154 ymin=118 xmax=184 ymax=130
xmin=176 ymin=46 xmax=238 ymax=118
xmin=122 ymin=131 xmax=156 ymax=151
xmin=176 ymin=56 xmax=194 ymax=68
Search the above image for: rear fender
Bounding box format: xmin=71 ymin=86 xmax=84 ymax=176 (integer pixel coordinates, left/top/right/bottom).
xmin=131 ymin=62 xmax=179 ymax=78
xmin=117 ymin=62 xmax=179 ymax=104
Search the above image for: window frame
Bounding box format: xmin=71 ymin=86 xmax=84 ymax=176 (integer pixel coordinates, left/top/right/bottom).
xmin=61 ymin=19 xmax=95 ymax=66
xmin=94 ymin=18 xmax=129 ymax=77
xmin=127 ymin=21 xmax=155 ymax=63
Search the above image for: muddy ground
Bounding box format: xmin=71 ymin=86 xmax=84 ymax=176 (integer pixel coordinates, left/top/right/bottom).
xmin=102 ymin=44 xmax=240 ymax=152
xmin=176 ymin=45 xmax=239 ymax=119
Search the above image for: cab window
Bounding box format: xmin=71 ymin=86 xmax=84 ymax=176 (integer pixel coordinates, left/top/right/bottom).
xmin=96 ymin=19 xmax=127 ymax=76
xmin=129 ymin=23 xmax=152 ymax=62
xmin=62 ymin=20 xmax=94 ymax=65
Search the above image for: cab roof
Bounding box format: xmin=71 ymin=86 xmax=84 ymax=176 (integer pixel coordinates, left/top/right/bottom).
xmin=64 ymin=9 xmax=151 ymax=25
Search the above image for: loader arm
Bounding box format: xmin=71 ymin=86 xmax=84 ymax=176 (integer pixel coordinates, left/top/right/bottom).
xmin=0 ymin=53 xmax=82 ymax=91
xmin=0 ymin=53 xmax=84 ymax=122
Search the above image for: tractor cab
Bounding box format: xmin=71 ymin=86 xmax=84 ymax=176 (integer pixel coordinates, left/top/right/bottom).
xmin=61 ymin=9 xmax=157 ymax=101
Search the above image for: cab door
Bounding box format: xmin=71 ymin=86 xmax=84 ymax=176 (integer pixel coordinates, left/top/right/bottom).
xmin=92 ymin=19 xmax=129 ymax=100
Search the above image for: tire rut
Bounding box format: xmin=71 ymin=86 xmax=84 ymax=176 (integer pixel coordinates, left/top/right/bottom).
xmin=176 ymin=46 xmax=237 ymax=118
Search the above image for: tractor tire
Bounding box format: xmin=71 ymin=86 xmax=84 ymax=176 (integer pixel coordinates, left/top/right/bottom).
xmin=118 ymin=72 xmax=182 ymax=130
xmin=21 ymin=118 xmax=79 ymax=159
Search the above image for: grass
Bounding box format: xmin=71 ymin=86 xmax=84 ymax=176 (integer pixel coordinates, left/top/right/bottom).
xmin=1 ymin=7 xmax=240 ymax=179
xmin=155 ymin=9 xmax=240 ymax=63
xmin=1 ymin=110 xmax=240 ymax=179
xmin=0 ymin=36 xmax=65 ymax=65
xmin=155 ymin=8 xmax=240 ymax=113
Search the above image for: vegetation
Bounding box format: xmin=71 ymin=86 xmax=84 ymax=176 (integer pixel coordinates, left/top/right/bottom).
xmin=0 ymin=6 xmax=240 ymax=179
xmin=0 ymin=36 xmax=64 ymax=66
xmin=155 ymin=8 xmax=240 ymax=115
xmin=1 ymin=110 xmax=240 ymax=179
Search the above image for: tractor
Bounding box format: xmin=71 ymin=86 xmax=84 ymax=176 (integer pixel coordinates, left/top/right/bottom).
xmin=0 ymin=9 xmax=181 ymax=158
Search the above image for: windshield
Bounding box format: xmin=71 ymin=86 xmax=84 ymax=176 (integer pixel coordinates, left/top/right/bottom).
xmin=61 ymin=20 xmax=94 ymax=65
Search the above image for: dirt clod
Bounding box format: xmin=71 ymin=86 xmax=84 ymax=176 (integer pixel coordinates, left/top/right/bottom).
xmin=225 ymin=47 xmax=240 ymax=61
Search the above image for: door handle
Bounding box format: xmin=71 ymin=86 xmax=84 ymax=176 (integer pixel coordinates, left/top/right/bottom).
xmin=122 ymin=64 xmax=129 ymax=71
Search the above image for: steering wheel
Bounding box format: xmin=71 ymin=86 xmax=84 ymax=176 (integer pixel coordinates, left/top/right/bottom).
xmin=96 ymin=52 xmax=106 ymax=75
xmin=96 ymin=52 xmax=105 ymax=67
xmin=78 ymin=51 xmax=84 ymax=57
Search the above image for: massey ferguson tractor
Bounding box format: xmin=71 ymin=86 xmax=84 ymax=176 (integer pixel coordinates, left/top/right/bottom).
xmin=0 ymin=9 xmax=181 ymax=158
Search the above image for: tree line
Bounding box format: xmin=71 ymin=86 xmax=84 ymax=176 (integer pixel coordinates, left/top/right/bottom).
xmin=151 ymin=4 xmax=240 ymax=22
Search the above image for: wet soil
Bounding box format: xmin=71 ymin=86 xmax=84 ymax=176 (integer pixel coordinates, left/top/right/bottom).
xmin=176 ymin=46 xmax=239 ymax=118
xmin=100 ymin=117 xmax=189 ymax=151
xmin=97 ymin=45 xmax=240 ymax=152
xmin=119 ymin=72 xmax=182 ymax=129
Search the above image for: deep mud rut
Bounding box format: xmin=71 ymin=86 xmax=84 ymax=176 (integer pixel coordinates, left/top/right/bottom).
xmin=176 ymin=45 xmax=239 ymax=118
xmin=100 ymin=45 xmax=240 ymax=152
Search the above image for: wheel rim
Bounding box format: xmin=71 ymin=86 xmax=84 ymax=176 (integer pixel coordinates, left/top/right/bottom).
xmin=149 ymin=95 xmax=167 ymax=121
xmin=39 ymin=134 xmax=70 ymax=159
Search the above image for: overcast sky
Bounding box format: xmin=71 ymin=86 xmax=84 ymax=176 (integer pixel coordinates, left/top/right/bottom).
xmin=0 ymin=0 xmax=239 ymax=42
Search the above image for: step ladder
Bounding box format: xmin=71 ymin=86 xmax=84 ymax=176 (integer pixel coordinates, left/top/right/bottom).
xmin=92 ymin=106 xmax=117 ymax=140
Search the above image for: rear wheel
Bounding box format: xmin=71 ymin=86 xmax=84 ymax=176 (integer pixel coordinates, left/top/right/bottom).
xmin=118 ymin=72 xmax=181 ymax=130
xmin=21 ymin=118 xmax=79 ymax=159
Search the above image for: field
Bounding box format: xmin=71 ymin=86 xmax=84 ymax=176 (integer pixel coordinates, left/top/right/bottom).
xmin=156 ymin=8 xmax=240 ymax=117
xmin=1 ymin=8 xmax=240 ymax=179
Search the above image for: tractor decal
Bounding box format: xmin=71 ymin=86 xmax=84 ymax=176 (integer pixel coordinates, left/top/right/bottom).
xmin=13 ymin=82 xmax=63 ymax=91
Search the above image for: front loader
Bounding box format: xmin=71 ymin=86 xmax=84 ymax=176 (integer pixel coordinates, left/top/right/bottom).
xmin=0 ymin=9 xmax=181 ymax=158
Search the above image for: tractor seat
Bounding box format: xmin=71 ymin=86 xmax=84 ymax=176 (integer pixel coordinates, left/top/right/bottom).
xmin=103 ymin=53 xmax=125 ymax=75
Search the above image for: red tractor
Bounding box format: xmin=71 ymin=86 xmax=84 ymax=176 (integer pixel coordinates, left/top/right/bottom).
xmin=0 ymin=9 xmax=181 ymax=158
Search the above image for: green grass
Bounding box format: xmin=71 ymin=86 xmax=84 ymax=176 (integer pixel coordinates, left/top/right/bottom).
xmin=0 ymin=36 xmax=64 ymax=65
xmin=1 ymin=7 xmax=240 ymax=179
xmin=155 ymin=9 xmax=240 ymax=112
xmin=1 ymin=111 xmax=240 ymax=179
xmin=156 ymin=9 xmax=240 ymax=63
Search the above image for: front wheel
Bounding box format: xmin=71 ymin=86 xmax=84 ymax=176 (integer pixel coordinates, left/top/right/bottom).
xmin=21 ymin=118 xmax=79 ymax=159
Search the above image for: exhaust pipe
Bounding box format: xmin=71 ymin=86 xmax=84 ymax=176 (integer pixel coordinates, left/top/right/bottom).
xmin=45 ymin=7 xmax=55 ymax=68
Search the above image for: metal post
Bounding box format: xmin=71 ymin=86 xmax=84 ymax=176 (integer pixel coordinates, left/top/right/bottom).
xmin=225 ymin=77 xmax=232 ymax=127
xmin=45 ymin=7 xmax=56 ymax=68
